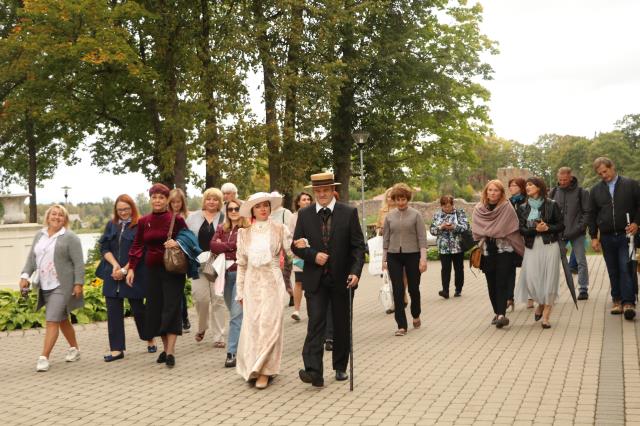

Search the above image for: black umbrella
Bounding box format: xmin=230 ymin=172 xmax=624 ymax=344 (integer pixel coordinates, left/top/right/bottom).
xmin=626 ymin=214 xmax=638 ymax=302
xmin=559 ymin=242 xmax=578 ymax=309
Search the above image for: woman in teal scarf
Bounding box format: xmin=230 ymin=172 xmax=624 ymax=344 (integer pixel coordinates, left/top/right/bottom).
xmin=515 ymin=177 xmax=565 ymax=328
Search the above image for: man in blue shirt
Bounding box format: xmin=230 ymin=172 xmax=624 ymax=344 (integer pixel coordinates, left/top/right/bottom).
xmin=588 ymin=157 xmax=640 ymax=320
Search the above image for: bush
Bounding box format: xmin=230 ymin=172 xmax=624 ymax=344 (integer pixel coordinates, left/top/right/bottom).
xmin=1 ymin=258 xmax=193 ymax=331
xmin=427 ymin=247 xmax=440 ymax=260
xmin=0 ymin=289 xmax=45 ymax=331
xmin=427 ymin=247 xmax=474 ymax=262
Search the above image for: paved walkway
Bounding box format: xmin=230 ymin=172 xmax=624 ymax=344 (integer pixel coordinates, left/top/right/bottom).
xmin=1 ymin=256 xmax=639 ymax=425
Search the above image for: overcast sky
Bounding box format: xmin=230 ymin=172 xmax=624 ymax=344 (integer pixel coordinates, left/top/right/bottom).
xmin=11 ymin=0 xmax=640 ymax=203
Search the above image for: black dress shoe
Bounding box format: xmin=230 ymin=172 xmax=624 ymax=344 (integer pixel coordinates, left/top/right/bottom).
xmin=438 ymin=290 xmax=449 ymax=299
xmin=335 ymin=371 xmax=348 ymax=381
xmin=534 ymin=313 xmax=542 ymax=322
xmin=147 ymin=345 xmax=157 ymax=353
xmin=577 ymin=291 xmax=588 ymax=301
xmin=104 ymin=352 xmax=124 ymax=362
xmin=324 ymin=339 xmax=333 ymax=352
xmin=182 ymin=318 xmax=191 ymax=333
xmin=299 ymin=369 xmax=324 ymax=387
xmin=495 ymin=316 xmax=509 ymax=328
xmin=156 ymin=351 xmax=167 ymax=363
xmin=166 ymin=354 xmax=175 ymax=368
xmin=224 ymin=353 xmax=236 ymax=368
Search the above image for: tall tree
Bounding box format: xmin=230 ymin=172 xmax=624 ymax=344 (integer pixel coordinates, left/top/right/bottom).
xmin=0 ymin=0 xmax=87 ymax=221
xmin=325 ymin=0 xmax=496 ymax=200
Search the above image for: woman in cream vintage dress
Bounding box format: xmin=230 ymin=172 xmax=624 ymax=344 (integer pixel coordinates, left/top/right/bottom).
xmin=236 ymin=192 xmax=292 ymax=389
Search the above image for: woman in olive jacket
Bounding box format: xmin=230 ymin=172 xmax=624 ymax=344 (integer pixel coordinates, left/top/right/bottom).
xmin=515 ymin=177 xmax=565 ymax=329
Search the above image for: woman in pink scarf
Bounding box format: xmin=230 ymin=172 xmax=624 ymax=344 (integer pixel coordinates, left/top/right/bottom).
xmin=472 ymin=180 xmax=525 ymax=329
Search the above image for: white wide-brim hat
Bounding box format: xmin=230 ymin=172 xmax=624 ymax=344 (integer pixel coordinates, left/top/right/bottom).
xmin=239 ymin=191 xmax=283 ymax=218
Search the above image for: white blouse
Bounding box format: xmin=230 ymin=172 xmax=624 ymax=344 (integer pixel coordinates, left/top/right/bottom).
xmin=247 ymin=221 xmax=272 ymax=267
xmin=32 ymin=228 xmax=66 ymax=291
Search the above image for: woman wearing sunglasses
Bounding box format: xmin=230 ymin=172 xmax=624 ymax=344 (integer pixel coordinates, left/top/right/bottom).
xmin=211 ymin=199 xmax=250 ymax=368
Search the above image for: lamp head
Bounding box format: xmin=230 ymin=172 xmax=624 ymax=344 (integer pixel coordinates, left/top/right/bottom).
xmin=352 ymin=130 xmax=370 ymax=147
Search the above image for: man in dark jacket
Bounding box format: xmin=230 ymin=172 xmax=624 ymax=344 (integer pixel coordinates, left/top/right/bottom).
xmin=588 ymin=157 xmax=640 ymax=320
xmin=293 ymin=172 xmax=366 ymax=387
xmin=550 ymin=167 xmax=591 ymax=299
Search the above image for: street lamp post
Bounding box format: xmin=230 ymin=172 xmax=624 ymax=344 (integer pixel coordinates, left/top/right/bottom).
xmin=61 ymin=186 xmax=71 ymax=205
xmin=351 ymin=131 xmax=369 ymax=238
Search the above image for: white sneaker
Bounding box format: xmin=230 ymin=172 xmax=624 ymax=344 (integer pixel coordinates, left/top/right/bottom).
xmin=291 ymin=311 xmax=301 ymax=321
xmin=36 ymin=356 xmax=49 ymax=372
xmin=65 ymin=347 xmax=80 ymax=362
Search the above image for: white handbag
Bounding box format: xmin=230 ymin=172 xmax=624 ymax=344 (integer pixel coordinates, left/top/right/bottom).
xmin=378 ymin=270 xmax=394 ymax=312
xmin=367 ymin=236 xmax=384 ymax=276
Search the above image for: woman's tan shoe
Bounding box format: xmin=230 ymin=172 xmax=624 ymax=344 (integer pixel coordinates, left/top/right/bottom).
xmin=255 ymin=375 xmax=269 ymax=389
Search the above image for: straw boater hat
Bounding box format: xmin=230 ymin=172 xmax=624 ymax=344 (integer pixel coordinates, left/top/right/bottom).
xmin=239 ymin=191 xmax=283 ymax=218
xmin=304 ymin=172 xmax=341 ymax=189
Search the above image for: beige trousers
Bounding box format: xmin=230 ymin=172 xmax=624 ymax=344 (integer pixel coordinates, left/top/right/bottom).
xmin=191 ymin=276 xmax=226 ymax=341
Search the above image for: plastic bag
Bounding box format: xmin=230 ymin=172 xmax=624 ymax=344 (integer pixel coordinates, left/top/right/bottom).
xmin=367 ymin=236 xmax=384 ymax=276
xmin=379 ymin=270 xmax=394 ymax=312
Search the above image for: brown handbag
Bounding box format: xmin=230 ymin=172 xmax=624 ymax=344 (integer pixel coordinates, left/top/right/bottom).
xmin=163 ymin=213 xmax=188 ymax=274
xmin=469 ymin=240 xmax=483 ymax=270
xmin=201 ymin=252 xmax=218 ymax=282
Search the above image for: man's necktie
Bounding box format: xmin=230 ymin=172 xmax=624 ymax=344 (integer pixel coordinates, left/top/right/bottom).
xmin=319 ymin=208 xmax=332 ymax=274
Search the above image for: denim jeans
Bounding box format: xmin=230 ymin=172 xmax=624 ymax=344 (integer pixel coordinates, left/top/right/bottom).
xmin=600 ymin=234 xmax=636 ymax=305
xmin=223 ymin=271 xmax=243 ymax=354
xmin=565 ymin=235 xmax=589 ymax=291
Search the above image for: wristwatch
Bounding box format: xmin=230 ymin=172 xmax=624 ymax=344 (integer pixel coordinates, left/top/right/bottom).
xmin=120 ymin=268 xmax=128 ymax=276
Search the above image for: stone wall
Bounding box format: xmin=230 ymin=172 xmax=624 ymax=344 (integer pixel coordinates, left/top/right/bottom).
xmin=497 ymin=167 xmax=531 ymax=187
xmin=0 ymin=223 xmax=42 ymax=289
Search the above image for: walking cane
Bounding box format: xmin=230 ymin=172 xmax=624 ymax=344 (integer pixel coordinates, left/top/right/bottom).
xmin=349 ymin=285 xmax=354 ymax=391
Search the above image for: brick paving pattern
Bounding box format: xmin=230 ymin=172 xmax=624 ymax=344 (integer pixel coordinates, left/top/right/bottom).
xmin=1 ymin=255 xmax=639 ymax=425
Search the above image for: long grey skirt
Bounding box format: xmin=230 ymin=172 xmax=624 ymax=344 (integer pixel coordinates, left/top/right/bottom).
xmin=516 ymin=236 xmax=560 ymax=305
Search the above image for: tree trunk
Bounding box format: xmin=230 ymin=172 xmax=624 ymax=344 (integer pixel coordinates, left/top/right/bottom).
xmin=204 ymin=120 xmax=222 ymax=189
xmin=280 ymin=1 xmax=304 ymax=209
xmin=199 ymin=0 xmax=222 ymax=190
xmin=25 ymin=112 xmax=37 ymax=223
xmin=331 ymin=18 xmax=357 ymax=202
xmin=253 ymin=1 xmax=281 ymax=192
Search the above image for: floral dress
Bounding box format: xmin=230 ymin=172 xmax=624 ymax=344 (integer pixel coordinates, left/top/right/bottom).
xmin=429 ymin=208 xmax=469 ymax=255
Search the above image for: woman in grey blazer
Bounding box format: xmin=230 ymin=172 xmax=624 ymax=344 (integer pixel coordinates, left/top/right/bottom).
xmin=19 ymin=204 xmax=85 ymax=372
xmin=382 ymin=183 xmax=428 ymax=336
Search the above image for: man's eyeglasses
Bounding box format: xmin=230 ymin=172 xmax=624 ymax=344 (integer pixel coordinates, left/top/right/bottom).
xmin=227 ymin=207 xmax=240 ymax=212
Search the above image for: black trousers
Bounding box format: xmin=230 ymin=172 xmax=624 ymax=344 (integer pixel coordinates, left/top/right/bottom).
xmin=387 ymin=252 xmax=421 ymax=330
xmin=180 ymin=291 xmax=189 ymax=323
xmin=483 ymin=252 xmax=514 ymax=316
xmin=325 ymin=302 xmax=333 ymax=340
xmin=303 ymin=275 xmax=351 ymax=375
xmin=506 ymin=266 xmax=516 ymax=301
xmin=106 ymin=296 xmax=147 ymax=351
xmin=440 ymin=252 xmax=464 ymax=294
xmin=144 ymin=265 xmax=185 ymax=338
